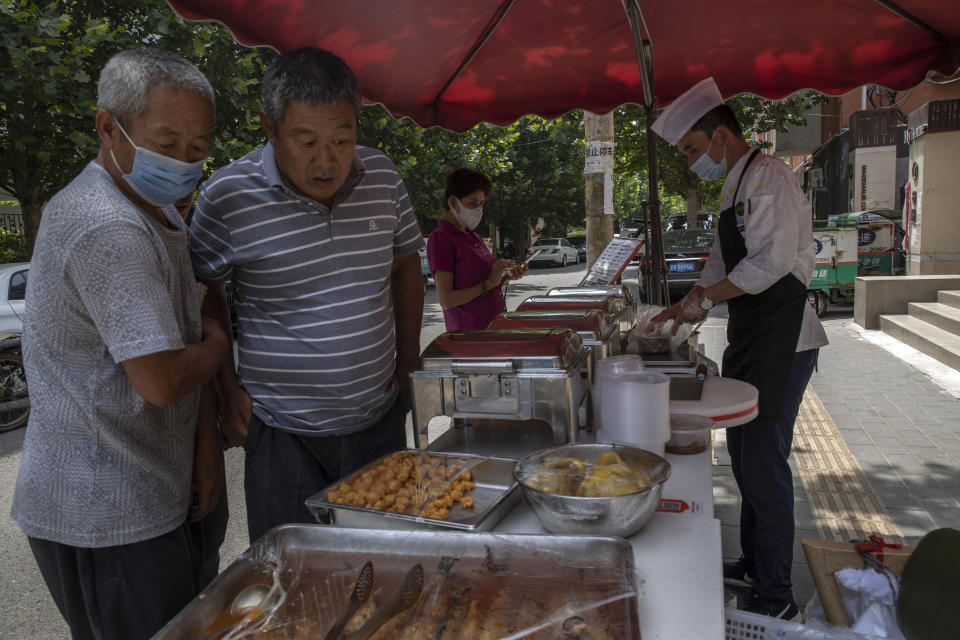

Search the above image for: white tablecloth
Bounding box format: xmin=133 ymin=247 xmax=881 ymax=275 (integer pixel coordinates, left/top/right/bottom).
xmin=495 ymin=449 xmax=725 ymax=639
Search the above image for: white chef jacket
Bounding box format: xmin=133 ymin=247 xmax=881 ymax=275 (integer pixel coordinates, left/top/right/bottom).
xmin=696 ymin=150 xmax=828 ymax=352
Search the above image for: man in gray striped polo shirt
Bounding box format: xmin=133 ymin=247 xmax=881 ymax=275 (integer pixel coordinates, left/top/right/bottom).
xmin=190 ymin=48 xmax=424 ymax=542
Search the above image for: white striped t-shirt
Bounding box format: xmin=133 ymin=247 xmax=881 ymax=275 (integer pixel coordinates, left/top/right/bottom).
xmin=190 ymin=144 xmax=422 ymax=435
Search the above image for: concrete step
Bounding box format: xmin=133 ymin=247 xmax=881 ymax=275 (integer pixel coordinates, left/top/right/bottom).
xmin=937 ymin=290 xmax=960 ymax=310
xmin=908 ymin=302 xmax=960 ymax=337
xmin=879 ymin=314 xmax=960 ymax=370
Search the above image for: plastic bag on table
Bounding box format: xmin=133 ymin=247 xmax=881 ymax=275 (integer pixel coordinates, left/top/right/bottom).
xmin=626 ymin=305 xmax=692 ymax=354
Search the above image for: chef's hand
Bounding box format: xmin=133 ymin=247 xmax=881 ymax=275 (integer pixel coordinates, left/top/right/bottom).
xmin=677 ymin=290 xmax=708 ymax=325
xmin=650 ymin=301 xmax=682 ymax=325
xmin=219 ymin=383 xmax=252 ymax=448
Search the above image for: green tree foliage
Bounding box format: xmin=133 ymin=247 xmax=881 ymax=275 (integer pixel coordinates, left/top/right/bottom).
xmin=0 ymin=0 xmax=274 ymax=254
xmin=2 ymin=0 xmax=823 ymax=259
xmin=359 ymin=106 xmax=585 ymax=250
xmin=614 ymin=92 xmax=825 ymax=222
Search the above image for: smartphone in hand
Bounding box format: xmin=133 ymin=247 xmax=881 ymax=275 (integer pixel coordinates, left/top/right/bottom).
xmin=522 ymin=249 xmax=543 ymax=266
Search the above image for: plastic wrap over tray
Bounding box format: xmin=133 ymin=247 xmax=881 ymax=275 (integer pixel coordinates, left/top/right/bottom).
xmin=152 ymin=525 xmax=640 ymax=639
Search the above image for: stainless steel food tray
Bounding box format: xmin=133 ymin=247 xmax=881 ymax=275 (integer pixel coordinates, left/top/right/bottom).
xmin=305 ymin=450 xmax=520 ymax=532
xmin=152 ymin=525 xmax=640 ymax=640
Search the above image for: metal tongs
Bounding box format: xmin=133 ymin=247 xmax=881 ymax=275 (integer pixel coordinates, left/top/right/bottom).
xmin=344 ymin=563 xmax=424 ymax=640
xmin=324 ymin=561 xmax=374 ymax=640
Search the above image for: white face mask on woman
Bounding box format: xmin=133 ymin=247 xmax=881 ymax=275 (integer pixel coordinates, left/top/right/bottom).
xmin=452 ymin=197 xmax=483 ymax=230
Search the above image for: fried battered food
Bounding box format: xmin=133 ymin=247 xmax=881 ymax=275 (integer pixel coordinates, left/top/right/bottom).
xmin=522 ymin=451 xmax=654 ymax=497
xmin=596 ymin=452 xmax=622 ymax=466
xmin=325 ymin=452 xmax=476 ymax=520
xmin=524 ymin=457 xmax=586 ymax=495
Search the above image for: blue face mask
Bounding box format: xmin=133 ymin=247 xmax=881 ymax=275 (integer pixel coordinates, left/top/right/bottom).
xmin=109 ymin=117 xmax=205 ymax=207
xmin=690 ymin=131 xmax=727 ymax=181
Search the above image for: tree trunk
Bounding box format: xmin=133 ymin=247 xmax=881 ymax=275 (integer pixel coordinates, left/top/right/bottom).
xmin=685 ymin=168 xmax=700 ymax=229
xmin=11 ymin=145 xmax=43 ymax=257
xmin=584 ymin=111 xmax=614 ymax=270
xmin=19 ymin=190 xmax=43 ymax=257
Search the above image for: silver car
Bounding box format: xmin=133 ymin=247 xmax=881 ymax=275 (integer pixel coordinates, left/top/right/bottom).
xmin=0 ymin=263 xmax=28 ymax=335
xmin=527 ymin=238 xmax=580 ymax=267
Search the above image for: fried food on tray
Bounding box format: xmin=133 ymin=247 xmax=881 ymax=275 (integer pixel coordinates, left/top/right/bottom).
xmin=325 ymin=452 xmax=476 ymax=520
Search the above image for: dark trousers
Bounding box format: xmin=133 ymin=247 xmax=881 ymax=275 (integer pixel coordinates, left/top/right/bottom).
xmin=727 ymin=348 xmax=818 ymax=603
xmin=187 ymin=483 xmax=229 ymax=591
xmin=243 ymin=398 xmax=407 ymax=543
xmin=28 ymin=523 xmax=198 ymax=640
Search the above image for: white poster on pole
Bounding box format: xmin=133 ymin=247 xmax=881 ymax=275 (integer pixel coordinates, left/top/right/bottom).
xmin=585 ymin=141 xmax=615 ymax=174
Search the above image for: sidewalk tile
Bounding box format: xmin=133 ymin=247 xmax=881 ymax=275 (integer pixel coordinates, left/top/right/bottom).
xmin=883 ymin=508 xmax=937 ymax=541
xmin=842 ymin=431 xmax=875 ymax=445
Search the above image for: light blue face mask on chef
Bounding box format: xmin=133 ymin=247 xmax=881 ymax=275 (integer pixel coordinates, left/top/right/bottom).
xmin=690 ymin=131 xmax=727 ymax=181
xmin=109 ymin=116 xmax=205 ymax=207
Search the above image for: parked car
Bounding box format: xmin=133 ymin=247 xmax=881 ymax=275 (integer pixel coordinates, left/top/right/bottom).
xmin=527 ymin=237 xmax=580 ymax=267
xmin=0 ymin=263 xmax=28 ymax=335
xmin=666 ymin=213 xmax=716 ymax=231
xmin=639 ymin=230 xmax=713 ymax=300
xmin=567 ymin=236 xmax=587 ymax=263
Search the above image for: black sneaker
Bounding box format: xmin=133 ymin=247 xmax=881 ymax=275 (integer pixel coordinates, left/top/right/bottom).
xmin=744 ymin=595 xmax=801 ymax=622
xmin=723 ymin=557 xmax=754 ymax=588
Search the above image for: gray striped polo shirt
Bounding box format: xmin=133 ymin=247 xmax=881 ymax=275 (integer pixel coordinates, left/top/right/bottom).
xmin=190 ymin=144 xmax=422 ymax=435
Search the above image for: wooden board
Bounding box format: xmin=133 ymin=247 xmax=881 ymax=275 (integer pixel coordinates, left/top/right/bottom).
xmin=801 ymin=537 xmax=914 ymax=627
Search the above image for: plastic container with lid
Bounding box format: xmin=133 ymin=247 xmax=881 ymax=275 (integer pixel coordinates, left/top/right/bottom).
xmin=595 ymin=370 xmax=671 ymax=456
xmin=665 ymin=414 xmax=714 ymax=455
xmin=592 ymin=355 xmax=646 ymax=430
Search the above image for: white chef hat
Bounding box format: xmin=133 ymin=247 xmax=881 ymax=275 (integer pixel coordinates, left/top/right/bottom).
xmin=651 ymin=77 xmax=724 ymax=146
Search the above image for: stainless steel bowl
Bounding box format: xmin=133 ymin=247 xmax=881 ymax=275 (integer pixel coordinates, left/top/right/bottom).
xmin=514 ymin=443 xmax=671 ymax=537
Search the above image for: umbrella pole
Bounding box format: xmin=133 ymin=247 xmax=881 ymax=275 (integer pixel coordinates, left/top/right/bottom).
xmin=645 ymin=105 xmax=669 ymax=308
xmin=622 ymin=0 xmax=669 ymax=307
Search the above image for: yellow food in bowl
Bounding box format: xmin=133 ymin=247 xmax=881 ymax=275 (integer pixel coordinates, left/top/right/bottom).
xmin=524 ymin=453 xmax=654 ymax=497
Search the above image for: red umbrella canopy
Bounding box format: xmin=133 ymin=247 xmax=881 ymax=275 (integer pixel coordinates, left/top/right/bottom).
xmin=167 ymin=0 xmax=960 ymax=131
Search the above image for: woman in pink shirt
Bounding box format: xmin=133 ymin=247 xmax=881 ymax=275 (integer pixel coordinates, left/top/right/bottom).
xmin=427 ymin=168 xmax=527 ymax=331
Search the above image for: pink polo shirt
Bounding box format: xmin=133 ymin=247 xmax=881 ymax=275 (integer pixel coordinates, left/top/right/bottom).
xmin=427 ymin=219 xmax=506 ymax=331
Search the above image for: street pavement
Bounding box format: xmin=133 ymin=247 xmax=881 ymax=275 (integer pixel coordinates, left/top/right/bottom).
xmin=4 ymin=262 xmax=960 ymax=637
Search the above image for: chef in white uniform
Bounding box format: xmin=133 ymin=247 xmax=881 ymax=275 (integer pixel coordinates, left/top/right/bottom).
xmin=651 ymin=77 xmax=827 ymax=621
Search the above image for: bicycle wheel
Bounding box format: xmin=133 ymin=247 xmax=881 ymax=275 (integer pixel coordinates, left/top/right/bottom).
xmin=0 ymin=353 xmax=29 ymax=433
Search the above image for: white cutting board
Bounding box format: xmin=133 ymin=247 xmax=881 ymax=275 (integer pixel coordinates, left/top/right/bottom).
xmin=670 ymin=376 xmax=758 ymax=429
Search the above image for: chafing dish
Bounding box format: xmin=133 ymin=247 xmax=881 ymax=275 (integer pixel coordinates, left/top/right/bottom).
xmin=487 ymin=309 xmax=621 ymax=368
xmin=152 ymin=525 xmax=641 ymax=639
xmin=547 ymin=284 xmax=636 ymax=309
xmin=410 ymin=329 xmax=590 ymax=450
xmin=516 ymin=294 xmax=636 ymax=335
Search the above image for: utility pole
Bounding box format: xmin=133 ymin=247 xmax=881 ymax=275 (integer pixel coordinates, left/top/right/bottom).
xmin=584 ymin=111 xmax=615 ymax=270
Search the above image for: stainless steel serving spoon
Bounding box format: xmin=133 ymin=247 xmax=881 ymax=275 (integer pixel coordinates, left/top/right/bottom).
xmin=229 ymin=583 xmax=273 ymax=616
xmin=200 ymin=583 xmax=275 ymax=640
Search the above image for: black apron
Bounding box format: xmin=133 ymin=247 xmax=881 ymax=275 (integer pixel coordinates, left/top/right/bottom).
xmin=720 ymin=150 xmax=806 ymax=422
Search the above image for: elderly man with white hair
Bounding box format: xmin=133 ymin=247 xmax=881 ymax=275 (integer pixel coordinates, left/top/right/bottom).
xmin=11 ymin=48 xmax=228 ymax=640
